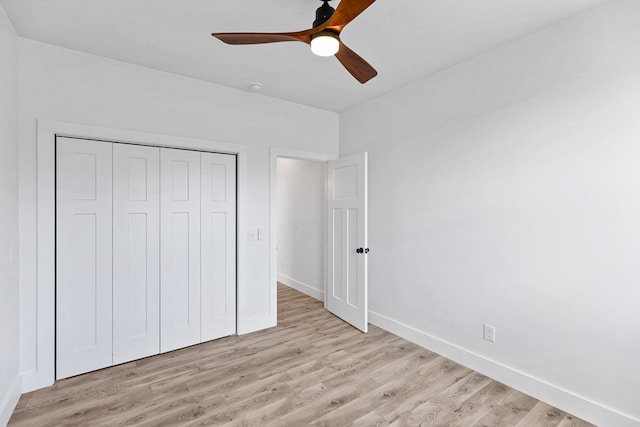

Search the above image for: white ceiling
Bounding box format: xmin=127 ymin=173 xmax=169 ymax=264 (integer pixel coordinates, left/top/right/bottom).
xmin=1 ymin=0 xmax=606 ymax=112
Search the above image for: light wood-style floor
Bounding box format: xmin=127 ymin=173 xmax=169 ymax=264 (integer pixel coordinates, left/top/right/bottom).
xmin=10 ymin=284 xmax=595 ymax=426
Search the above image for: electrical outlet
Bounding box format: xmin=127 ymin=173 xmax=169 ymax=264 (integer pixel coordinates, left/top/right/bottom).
xmin=483 ymin=324 xmax=496 ymax=343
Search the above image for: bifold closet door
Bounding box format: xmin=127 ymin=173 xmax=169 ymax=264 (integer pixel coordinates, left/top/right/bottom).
xmin=201 ymin=152 xmax=237 ymax=341
xmin=112 ymin=144 xmax=160 ymax=364
xmin=160 ymin=148 xmax=202 ymax=352
xmin=57 ymin=140 xmax=237 ymax=377
xmin=56 ymin=137 xmax=113 ymax=379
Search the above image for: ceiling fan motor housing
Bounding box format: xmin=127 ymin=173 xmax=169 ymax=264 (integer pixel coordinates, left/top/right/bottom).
xmin=313 ymin=0 xmax=335 ymax=27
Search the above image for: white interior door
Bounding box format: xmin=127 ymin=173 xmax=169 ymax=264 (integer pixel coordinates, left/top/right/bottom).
xmin=56 ymin=137 xmax=113 ymax=379
xmin=326 ymin=152 xmax=368 ymax=332
xmin=112 ymin=144 xmax=160 ymax=364
xmin=160 ymin=148 xmax=202 ymax=352
xmin=201 ymin=153 xmax=237 ymax=341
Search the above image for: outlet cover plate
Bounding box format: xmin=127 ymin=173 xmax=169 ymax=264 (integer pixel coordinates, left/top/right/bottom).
xmin=483 ymin=324 xmax=496 ymax=342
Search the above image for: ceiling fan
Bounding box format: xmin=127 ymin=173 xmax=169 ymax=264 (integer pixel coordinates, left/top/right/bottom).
xmin=212 ymin=0 xmax=378 ymax=84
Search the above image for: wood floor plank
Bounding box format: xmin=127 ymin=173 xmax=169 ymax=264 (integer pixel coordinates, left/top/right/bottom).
xmin=515 ymin=402 xmax=565 ymax=427
xmin=439 ymin=381 xmax=511 ymax=427
xmin=471 ymin=389 xmax=540 ymax=426
xmin=9 ymin=284 xmax=596 ymax=427
xmin=375 ymin=359 xmax=473 ymax=423
xmin=558 ymin=415 xmax=600 ymax=427
xmin=394 ymin=371 xmax=494 ymax=425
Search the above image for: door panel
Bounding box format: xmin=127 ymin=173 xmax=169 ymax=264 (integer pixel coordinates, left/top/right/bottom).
xmin=201 ymin=153 xmax=237 ymax=341
xmin=160 ymin=148 xmax=202 ymax=352
xmin=327 ymin=152 xmax=368 ymax=332
xmin=331 ymin=208 xmax=344 ymax=300
xmin=347 ymin=208 xmax=359 ymax=307
xmin=56 ymin=137 xmax=113 ymax=379
xmin=112 ymin=144 xmax=160 ymax=364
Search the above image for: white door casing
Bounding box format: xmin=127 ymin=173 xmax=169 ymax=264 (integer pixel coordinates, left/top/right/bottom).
xmin=160 ymin=148 xmax=202 ymax=352
xmin=326 ymin=152 xmax=368 ymax=332
xmin=201 ymin=152 xmax=237 ymax=341
xmin=29 ymin=120 xmax=248 ymax=393
xmin=56 ymin=137 xmax=113 ymax=379
xmin=112 ymin=144 xmax=161 ymax=364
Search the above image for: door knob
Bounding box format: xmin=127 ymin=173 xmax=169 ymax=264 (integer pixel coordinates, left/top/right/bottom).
xmin=356 ymin=248 xmax=370 ymax=254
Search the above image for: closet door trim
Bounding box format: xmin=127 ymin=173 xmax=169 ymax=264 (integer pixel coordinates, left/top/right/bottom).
xmin=28 ymin=120 xmax=248 ymax=393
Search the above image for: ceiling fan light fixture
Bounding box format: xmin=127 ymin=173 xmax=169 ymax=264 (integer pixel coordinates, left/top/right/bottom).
xmin=310 ymin=33 xmax=339 ymax=57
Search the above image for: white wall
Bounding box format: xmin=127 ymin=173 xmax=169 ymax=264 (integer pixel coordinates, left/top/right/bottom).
xmin=340 ymin=0 xmax=640 ymax=425
xmin=18 ymin=39 xmax=338 ymax=390
xmin=0 ymin=3 xmax=21 ymax=425
xmin=276 ymin=158 xmax=326 ymax=300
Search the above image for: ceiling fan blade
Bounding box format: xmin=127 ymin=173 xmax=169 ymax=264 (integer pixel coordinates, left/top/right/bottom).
xmin=212 ymin=29 xmax=316 ymax=45
xmin=335 ymin=42 xmax=377 ymax=84
xmin=326 ymin=0 xmax=377 ymax=31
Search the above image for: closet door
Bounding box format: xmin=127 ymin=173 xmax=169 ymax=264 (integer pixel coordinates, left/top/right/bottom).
xmin=160 ymin=148 xmax=202 ymax=352
xmin=113 ymin=144 xmax=160 ymax=364
xmin=56 ymin=137 xmax=113 ymax=379
xmin=201 ymin=153 xmax=237 ymax=341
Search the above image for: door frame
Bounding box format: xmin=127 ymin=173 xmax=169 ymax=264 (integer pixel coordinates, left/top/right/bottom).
xmin=25 ymin=119 xmax=248 ymax=392
xmin=269 ymin=147 xmax=336 ymax=315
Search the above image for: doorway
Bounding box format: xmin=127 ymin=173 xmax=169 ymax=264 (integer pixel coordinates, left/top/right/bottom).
xmin=275 ymin=158 xmax=327 ymax=302
xmin=269 ymin=148 xmax=369 ymax=333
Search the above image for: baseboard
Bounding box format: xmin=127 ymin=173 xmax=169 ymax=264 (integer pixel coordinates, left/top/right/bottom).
xmin=277 ymin=274 xmax=324 ymax=301
xmin=0 ymin=376 xmax=21 ymax=427
xmin=369 ymin=310 xmax=639 ymax=427
xmin=21 ymin=365 xmax=58 ymax=394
